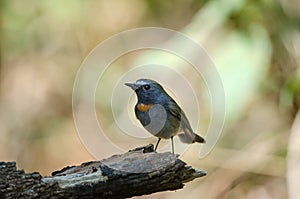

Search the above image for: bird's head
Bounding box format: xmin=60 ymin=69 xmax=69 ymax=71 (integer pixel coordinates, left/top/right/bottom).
xmin=125 ymin=79 xmax=168 ymax=104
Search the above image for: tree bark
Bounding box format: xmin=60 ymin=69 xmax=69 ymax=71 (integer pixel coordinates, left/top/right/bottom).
xmin=0 ymin=145 xmax=206 ymax=199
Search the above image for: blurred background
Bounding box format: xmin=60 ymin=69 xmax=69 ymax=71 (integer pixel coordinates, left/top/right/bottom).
xmin=1 ymin=0 xmax=300 ymax=198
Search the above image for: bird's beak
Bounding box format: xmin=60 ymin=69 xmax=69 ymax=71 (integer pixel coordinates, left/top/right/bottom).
xmin=125 ymin=82 xmax=139 ymax=90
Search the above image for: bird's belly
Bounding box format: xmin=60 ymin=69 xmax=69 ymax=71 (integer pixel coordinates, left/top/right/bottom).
xmin=136 ymin=108 xmax=180 ymax=139
xmin=154 ymin=122 xmax=180 ymax=139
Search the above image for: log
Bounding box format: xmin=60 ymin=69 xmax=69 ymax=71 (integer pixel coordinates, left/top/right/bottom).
xmin=0 ymin=145 xmax=206 ymax=199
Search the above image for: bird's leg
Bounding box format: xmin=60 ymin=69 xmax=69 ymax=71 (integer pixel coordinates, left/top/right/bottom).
xmin=154 ymin=138 xmax=161 ymax=152
xmin=171 ymin=136 xmax=174 ymax=154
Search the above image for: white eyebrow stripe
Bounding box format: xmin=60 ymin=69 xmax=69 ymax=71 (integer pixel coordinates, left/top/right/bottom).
xmin=135 ymin=80 xmax=149 ymax=85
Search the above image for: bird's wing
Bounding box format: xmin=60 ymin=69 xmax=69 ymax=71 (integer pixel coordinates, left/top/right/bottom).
xmin=165 ymin=100 xmax=181 ymax=121
xmin=167 ymin=101 xmax=205 ymax=143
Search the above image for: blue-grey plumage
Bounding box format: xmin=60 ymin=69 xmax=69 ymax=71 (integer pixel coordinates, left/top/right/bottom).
xmin=125 ymin=79 xmax=205 ymax=153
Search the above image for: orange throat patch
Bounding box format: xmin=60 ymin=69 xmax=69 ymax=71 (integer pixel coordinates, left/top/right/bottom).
xmin=137 ymin=103 xmax=153 ymax=112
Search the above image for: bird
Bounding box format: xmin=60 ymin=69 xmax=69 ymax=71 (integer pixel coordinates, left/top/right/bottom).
xmin=125 ymin=78 xmax=205 ymax=154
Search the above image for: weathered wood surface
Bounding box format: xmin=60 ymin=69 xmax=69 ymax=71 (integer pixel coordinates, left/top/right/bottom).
xmin=0 ymin=145 xmax=206 ymax=199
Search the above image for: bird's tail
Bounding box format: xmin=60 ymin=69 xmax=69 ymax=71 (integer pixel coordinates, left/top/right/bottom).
xmin=178 ymin=128 xmax=206 ymax=144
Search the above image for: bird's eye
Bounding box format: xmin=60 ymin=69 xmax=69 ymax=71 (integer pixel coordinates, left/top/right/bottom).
xmin=143 ymin=85 xmax=150 ymax=90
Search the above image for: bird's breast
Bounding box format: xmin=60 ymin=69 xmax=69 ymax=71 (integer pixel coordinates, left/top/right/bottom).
xmin=136 ymin=103 xmax=153 ymax=112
